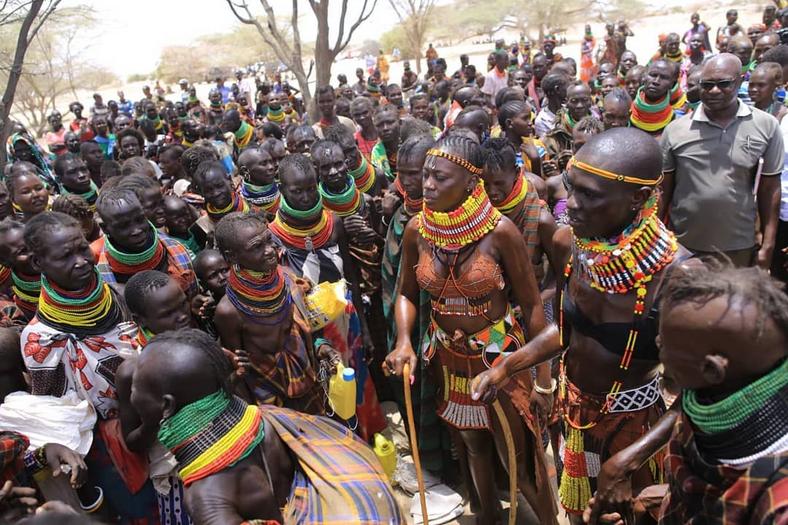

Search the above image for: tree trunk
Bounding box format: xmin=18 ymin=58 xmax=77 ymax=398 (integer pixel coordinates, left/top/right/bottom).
xmin=1 ymin=0 xmax=45 ymax=165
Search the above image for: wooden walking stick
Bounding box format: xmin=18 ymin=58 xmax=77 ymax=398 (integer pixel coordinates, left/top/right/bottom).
xmin=403 ymin=362 xmax=429 ymax=525
xmin=493 ymin=400 xmax=518 ymax=525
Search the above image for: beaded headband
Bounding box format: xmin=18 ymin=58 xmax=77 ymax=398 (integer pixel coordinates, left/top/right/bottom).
xmin=426 ymin=149 xmax=484 ymax=175
xmin=569 ymin=157 xmax=663 ymax=186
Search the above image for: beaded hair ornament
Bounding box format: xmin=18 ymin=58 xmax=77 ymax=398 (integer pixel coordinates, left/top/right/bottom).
xmin=569 ymin=157 xmax=664 ymax=186
xmin=426 ymin=149 xmax=483 ymax=175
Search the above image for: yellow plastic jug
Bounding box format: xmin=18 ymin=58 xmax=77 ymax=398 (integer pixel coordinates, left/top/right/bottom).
xmin=328 ymin=362 xmax=356 ymax=421
xmin=373 ymin=433 xmax=396 ymax=480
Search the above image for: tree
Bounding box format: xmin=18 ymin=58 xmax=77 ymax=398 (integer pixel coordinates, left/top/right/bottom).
xmin=226 ymin=0 xmax=378 ymax=115
xmin=387 ymin=0 xmax=435 ymax=74
xmin=0 ymin=0 xmax=60 ymax=163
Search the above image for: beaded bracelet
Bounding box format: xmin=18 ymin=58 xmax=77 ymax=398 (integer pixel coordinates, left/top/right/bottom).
xmin=314 ymin=337 xmax=330 ymax=350
xmin=23 ymin=447 xmax=47 ymax=474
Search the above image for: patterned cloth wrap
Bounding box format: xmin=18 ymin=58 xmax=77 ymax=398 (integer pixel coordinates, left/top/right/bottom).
xmin=263 ymin=405 xmax=403 ymax=525
xmin=659 ymin=413 xmax=788 ymax=525
xmin=93 ymin=233 xmax=198 ymax=298
xmin=558 ymin=374 xmax=665 ymax=515
xmin=21 ymin=319 xmax=130 ymax=419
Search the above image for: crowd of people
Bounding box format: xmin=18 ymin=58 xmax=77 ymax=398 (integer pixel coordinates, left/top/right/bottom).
xmin=0 ymin=3 xmax=785 ymax=524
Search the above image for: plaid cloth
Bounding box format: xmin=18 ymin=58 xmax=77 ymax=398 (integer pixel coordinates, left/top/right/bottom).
xmin=659 ymin=413 xmax=788 ymax=525
xmin=262 ymin=405 xmax=402 ymax=524
xmin=0 ymin=431 xmax=29 ymax=483
xmin=92 ymin=233 xmax=198 ymax=298
xmin=504 ymin=181 xmax=545 ymax=260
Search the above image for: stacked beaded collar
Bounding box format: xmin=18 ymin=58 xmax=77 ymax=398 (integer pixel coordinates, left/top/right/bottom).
xmin=319 ymin=175 xmax=363 ymax=217
xmin=664 ymin=49 xmax=684 ymax=63
xmin=418 ymin=180 xmax=501 ymax=252
xmin=348 ymin=155 xmax=376 ymax=194
xmin=562 ymin=110 xmax=579 ymax=131
xmin=394 ymin=177 xmax=423 ymax=216
xmin=206 ymin=192 xmax=250 ymax=223
xmin=63 ymin=181 xmax=99 ymax=210
xmin=11 ymin=271 xmax=41 ymax=318
xmin=266 ymin=107 xmax=284 ymax=123
xmin=38 ymin=268 xmax=120 ymax=336
xmin=495 ymin=175 xmax=528 ymax=214
xmin=241 ymin=181 xmax=281 ymax=214
xmin=571 ymin=192 xmax=677 ymax=295
xmin=669 ymin=83 xmax=687 ymax=110
xmin=234 ymin=121 xmax=254 ymax=149
xmin=269 ymin=195 xmax=334 ymax=252
xmin=158 ymin=390 xmax=265 ymax=488
xmin=683 ymin=359 xmax=788 ymax=466
xmin=631 ymin=87 xmax=673 ymax=133
xmin=226 ymin=265 xmax=292 ymax=325
xmin=105 ymin=226 xmax=167 ymax=277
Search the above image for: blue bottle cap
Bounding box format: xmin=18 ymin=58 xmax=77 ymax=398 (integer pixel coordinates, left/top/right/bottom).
xmin=342 ymin=367 xmax=355 ymax=381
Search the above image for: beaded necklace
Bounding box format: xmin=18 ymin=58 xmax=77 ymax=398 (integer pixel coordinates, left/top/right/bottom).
xmin=683 ymin=359 xmax=788 ymax=435
xmin=559 ymin=192 xmax=677 ymax=429
xmin=394 ymin=177 xmax=423 ymax=216
xmin=319 ymin=176 xmax=363 ymax=217
xmin=37 ymin=268 xmax=119 ymax=336
xmin=630 ymin=87 xmax=673 ymax=133
xmin=11 ymin=270 xmax=41 ymax=317
xmin=495 ymin=175 xmax=528 ymax=213
xmin=563 ymin=111 xmax=578 ymax=131
xmin=665 ymin=50 xmax=684 ymax=63
xmin=348 ymin=156 xmax=376 ymax=194
xmin=225 ymin=265 xmax=293 ymax=325
xmin=269 ymin=196 xmax=334 ymax=252
xmin=105 ymin=226 xmax=167 ymax=277
xmin=266 ymin=107 xmax=284 ymax=123
xmin=63 ymin=181 xmax=99 ymax=209
xmin=158 ymin=390 xmax=265 ymax=487
xmin=206 ymin=192 xmax=250 ymax=223
xmin=669 ymin=83 xmax=687 ymax=111
xmin=418 ymin=181 xmax=501 ymax=252
xmin=241 ymin=181 xmax=281 ymax=214
xmin=234 ymin=121 xmax=254 ymax=149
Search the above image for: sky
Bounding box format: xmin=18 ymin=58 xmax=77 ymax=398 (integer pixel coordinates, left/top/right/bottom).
xmin=65 ymin=0 xmax=403 ymax=79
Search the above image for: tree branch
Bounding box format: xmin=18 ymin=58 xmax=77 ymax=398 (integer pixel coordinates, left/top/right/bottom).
xmin=337 ymin=0 xmax=377 ymax=53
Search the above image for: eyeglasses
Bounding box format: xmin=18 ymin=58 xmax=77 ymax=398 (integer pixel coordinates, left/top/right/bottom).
xmin=699 ymin=78 xmax=737 ymax=91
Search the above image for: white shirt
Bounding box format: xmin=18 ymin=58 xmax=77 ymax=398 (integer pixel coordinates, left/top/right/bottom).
xmin=481 ymin=69 xmax=509 ymax=103
xmin=780 ymin=117 xmax=788 ymax=221
xmin=535 ymin=106 xmax=557 ymax=139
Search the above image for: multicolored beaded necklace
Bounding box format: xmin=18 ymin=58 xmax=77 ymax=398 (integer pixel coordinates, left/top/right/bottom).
xmin=562 ymin=110 xmax=578 ymax=131
xmin=234 ymin=121 xmax=254 ymax=149
xmin=206 ymin=192 xmax=250 ymax=223
xmin=241 ymin=181 xmax=281 ymax=214
xmin=348 ymin=156 xmax=376 ymax=194
xmin=495 ymin=175 xmax=528 ymax=214
xmin=225 ymin=265 xmax=293 ymax=325
xmin=418 ymin=181 xmax=501 ymax=252
xmin=158 ymin=390 xmax=265 ymax=488
xmin=394 ymin=177 xmax=423 ymax=216
xmin=269 ymin=196 xmax=334 ymax=252
xmin=559 ymin=193 xmax=678 ymax=428
xmin=11 ymin=270 xmax=41 ymax=318
xmin=630 ymin=87 xmax=673 ymax=133
xmin=665 ymin=50 xmax=684 ymax=63
xmin=63 ymin=181 xmax=99 ymax=210
xmin=37 ymin=268 xmax=119 ymax=336
xmin=105 ymin=226 xmax=167 ymax=277
xmin=319 ymin=176 xmax=363 ymax=217
xmin=669 ymin=83 xmax=687 ymax=110
xmin=266 ymin=107 xmax=284 ymax=124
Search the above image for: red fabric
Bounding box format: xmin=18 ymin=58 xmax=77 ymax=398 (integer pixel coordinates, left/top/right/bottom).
xmin=97 ymin=418 xmax=149 ymax=494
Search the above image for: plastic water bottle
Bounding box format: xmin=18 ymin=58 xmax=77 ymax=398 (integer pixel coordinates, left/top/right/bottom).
xmin=328 ymin=363 xmax=356 ymax=421
xmin=373 ymin=433 xmax=396 ymax=480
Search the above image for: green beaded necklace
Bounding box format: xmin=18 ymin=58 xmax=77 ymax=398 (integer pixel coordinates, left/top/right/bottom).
xmin=64 ymin=181 xmax=98 ymax=204
xmin=105 ymin=223 xmax=160 ymax=266
xmin=682 ymin=358 xmax=788 ymax=435
xmin=279 ymin=194 xmax=323 ymax=222
xmin=158 ymin=389 xmax=230 ymax=448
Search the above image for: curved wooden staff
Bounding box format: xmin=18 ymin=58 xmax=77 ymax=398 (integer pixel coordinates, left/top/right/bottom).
xmin=493 ymin=400 xmax=517 ymax=525
xmin=403 ymin=362 xmax=429 ymax=525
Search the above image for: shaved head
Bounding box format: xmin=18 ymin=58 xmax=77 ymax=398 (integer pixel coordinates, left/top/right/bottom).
xmin=575 ymin=127 xmax=662 ymax=182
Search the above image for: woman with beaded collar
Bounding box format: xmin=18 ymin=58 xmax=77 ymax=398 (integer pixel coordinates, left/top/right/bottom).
xmin=386 ymin=134 xmax=558 ymax=525
xmin=473 ymin=128 xmax=692 ymax=523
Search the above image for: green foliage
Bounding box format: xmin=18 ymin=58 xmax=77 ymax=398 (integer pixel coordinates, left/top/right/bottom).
xmin=127 ymin=73 xmax=151 ymax=83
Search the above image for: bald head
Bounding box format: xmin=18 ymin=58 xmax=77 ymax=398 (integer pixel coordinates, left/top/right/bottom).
xmin=454 ymin=86 xmax=478 ymax=107
xmin=575 ymin=127 xmax=662 ymax=182
xmin=703 ymin=53 xmax=742 ymax=76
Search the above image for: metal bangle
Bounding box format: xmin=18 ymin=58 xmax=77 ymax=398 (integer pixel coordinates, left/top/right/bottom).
xmin=533 ymin=378 xmax=557 ymax=395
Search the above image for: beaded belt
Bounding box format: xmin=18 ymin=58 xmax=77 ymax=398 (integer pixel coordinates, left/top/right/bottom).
xmin=605 ymin=375 xmax=662 ymax=413
xmin=430 ymin=294 xmax=493 ymax=317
